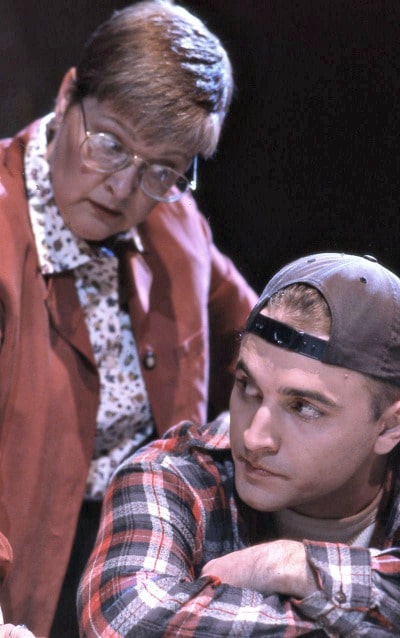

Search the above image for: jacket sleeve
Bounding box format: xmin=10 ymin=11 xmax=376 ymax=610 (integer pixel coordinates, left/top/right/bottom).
xmin=204 ymin=218 xmax=258 ymax=418
xmin=0 ymin=302 xmax=3 ymax=349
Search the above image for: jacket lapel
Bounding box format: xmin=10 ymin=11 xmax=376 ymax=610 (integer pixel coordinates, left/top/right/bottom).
xmin=44 ymin=271 xmax=96 ymax=367
xmin=118 ymin=243 xmax=153 ymax=342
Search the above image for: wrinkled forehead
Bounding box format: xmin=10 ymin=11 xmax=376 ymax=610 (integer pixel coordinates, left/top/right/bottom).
xmin=78 ymin=96 xmax=196 ymax=161
xmin=90 ymin=94 xmax=222 ymax=158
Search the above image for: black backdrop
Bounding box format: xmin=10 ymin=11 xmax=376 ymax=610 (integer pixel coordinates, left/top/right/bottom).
xmin=2 ymin=0 xmax=400 ymax=291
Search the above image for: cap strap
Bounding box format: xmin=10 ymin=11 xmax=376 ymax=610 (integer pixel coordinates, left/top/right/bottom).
xmin=246 ymin=314 xmax=327 ymax=361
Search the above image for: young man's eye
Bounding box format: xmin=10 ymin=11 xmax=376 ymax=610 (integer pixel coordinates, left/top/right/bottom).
xmin=290 ymin=399 xmax=323 ymax=420
xmin=234 ymin=375 xmax=247 ymax=390
xmin=234 ymin=375 xmax=259 ymax=398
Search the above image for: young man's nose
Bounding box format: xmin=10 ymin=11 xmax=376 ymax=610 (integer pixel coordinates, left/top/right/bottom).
xmin=243 ymin=405 xmax=280 ymax=453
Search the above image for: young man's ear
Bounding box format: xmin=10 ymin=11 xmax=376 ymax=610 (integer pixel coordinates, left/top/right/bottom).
xmin=54 ymin=67 xmax=77 ymax=122
xmin=374 ymin=400 xmax=400 ymax=455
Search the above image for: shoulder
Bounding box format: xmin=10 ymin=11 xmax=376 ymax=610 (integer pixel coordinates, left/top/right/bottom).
xmin=115 ymin=413 xmax=231 ymax=477
xmin=109 ymin=415 xmax=233 ymax=520
xmin=136 ymin=194 xmax=216 ymax=287
xmin=188 ymin=411 xmax=231 ymax=451
xmin=0 ymin=119 xmax=40 ymax=173
xmin=0 ymin=119 xmax=48 ymax=237
xmin=0 ymin=119 xmax=42 ymax=210
xmin=140 ymin=192 xmax=212 ymax=246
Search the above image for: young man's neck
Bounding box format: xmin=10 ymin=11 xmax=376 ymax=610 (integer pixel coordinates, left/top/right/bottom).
xmin=274 ymin=487 xmax=383 ymax=547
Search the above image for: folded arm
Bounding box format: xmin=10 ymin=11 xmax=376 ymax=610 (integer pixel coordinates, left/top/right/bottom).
xmin=202 ymin=540 xmax=400 ymax=636
xmin=79 ymin=454 xmax=316 ymax=637
xmin=78 ymin=442 xmax=400 ymax=637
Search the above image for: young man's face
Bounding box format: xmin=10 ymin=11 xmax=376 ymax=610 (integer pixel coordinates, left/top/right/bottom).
xmin=230 ymin=316 xmax=387 ymax=519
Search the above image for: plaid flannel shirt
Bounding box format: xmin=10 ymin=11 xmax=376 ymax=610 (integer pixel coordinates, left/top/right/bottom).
xmin=79 ymin=414 xmax=400 ymax=637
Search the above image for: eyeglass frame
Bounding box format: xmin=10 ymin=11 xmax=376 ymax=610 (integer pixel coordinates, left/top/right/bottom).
xmin=78 ymin=100 xmax=198 ymax=203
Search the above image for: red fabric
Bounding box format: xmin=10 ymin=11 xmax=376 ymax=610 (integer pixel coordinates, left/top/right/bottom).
xmin=0 ymin=532 xmax=12 ymax=585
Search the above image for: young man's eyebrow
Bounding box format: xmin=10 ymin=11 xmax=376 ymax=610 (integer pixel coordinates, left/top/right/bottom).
xmin=280 ymin=387 xmax=339 ymax=409
xmin=236 ymin=359 xmax=339 ymax=408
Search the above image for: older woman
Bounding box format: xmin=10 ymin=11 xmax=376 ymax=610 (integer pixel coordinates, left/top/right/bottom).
xmin=0 ymin=1 xmax=256 ymax=636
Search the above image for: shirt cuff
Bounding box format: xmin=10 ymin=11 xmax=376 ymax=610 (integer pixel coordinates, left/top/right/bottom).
xmin=293 ymin=541 xmax=372 ymax=635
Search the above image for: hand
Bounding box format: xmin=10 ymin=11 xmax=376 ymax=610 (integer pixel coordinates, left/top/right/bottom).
xmin=201 ymin=540 xmax=318 ymax=599
xmin=0 ymin=625 xmax=37 ymax=638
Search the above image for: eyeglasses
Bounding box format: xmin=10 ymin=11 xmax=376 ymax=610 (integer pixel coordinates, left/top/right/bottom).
xmin=79 ymin=101 xmax=197 ymax=203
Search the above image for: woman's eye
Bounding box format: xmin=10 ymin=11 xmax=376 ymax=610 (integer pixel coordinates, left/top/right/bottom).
xmin=89 ymin=133 xmax=125 ymax=159
xmin=103 ymin=134 xmax=124 ymax=154
xmin=151 ymin=165 xmax=174 ymax=184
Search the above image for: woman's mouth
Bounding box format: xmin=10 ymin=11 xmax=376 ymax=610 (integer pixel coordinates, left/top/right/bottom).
xmin=89 ymin=200 xmax=122 ymax=219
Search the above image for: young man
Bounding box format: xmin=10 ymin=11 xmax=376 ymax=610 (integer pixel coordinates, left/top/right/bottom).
xmin=79 ymin=253 xmax=400 ymax=636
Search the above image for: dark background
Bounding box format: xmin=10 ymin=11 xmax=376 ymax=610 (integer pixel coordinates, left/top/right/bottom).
xmin=2 ymin=1 xmax=400 ymax=292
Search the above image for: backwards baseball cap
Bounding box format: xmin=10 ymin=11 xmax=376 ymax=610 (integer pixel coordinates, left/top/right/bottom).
xmin=246 ymin=252 xmax=400 ymax=385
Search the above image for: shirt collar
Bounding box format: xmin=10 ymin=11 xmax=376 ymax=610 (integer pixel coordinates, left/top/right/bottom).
xmin=189 ymin=412 xmax=232 ymax=452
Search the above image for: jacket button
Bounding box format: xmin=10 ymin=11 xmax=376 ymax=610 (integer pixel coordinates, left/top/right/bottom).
xmin=143 ymin=350 xmax=156 ymax=370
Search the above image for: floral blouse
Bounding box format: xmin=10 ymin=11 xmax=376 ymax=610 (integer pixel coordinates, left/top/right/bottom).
xmin=24 ymin=115 xmax=155 ymax=499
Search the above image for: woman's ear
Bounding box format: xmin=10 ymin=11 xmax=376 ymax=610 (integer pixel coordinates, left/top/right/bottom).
xmin=54 ymin=67 xmax=77 ymax=122
xmin=374 ymin=400 xmax=400 ymax=455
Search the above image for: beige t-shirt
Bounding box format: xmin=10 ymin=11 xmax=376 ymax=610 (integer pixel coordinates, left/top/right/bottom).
xmin=274 ymin=488 xmax=382 ymax=548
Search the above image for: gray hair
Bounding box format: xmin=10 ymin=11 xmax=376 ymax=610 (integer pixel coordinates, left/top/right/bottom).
xmin=73 ymin=0 xmax=233 ymax=157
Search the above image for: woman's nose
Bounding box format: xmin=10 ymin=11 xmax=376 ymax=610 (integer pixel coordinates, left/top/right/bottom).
xmin=243 ymin=405 xmax=280 ymax=453
xmin=104 ymin=163 xmax=141 ymax=199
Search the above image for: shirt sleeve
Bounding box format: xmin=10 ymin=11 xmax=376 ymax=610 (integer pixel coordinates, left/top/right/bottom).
xmin=78 ymin=454 xmax=318 ymax=638
xmin=78 ymin=446 xmax=400 ymax=637
xmin=294 ymin=541 xmax=400 ymax=636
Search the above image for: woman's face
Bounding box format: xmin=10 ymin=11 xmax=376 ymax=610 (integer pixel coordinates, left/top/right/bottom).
xmin=46 ymin=72 xmax=193 ymax=241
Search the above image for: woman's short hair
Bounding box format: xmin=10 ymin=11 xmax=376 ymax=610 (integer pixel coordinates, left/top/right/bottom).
xmin=73 ymin=0 xmax=233 ymax=158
